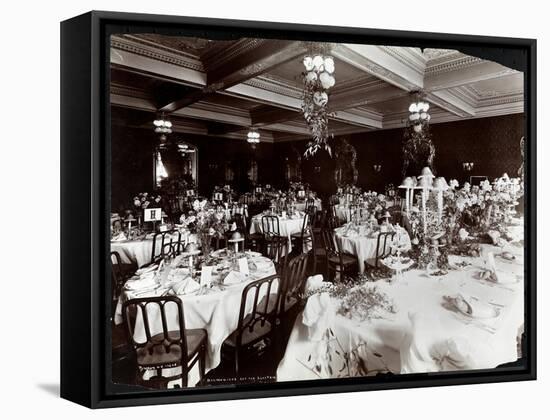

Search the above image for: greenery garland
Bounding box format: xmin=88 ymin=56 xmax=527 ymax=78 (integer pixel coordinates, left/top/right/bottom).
xmin=402 ymin=123 xmax=436 ymax=177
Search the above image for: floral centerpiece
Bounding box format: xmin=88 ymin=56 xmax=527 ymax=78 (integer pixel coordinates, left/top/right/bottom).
xmin=133 ymin=192 xmax=162 ymax=210
xmin=158 ymin=174 xmax=196 ymax=215
xmin=179 ymin=199 xmax=229 ymax=256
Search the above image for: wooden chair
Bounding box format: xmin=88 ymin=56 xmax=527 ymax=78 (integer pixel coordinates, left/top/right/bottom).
xmin=222 ymin=274 xmax=281 ymax=381
xmin=291 ymin=212 xmax=311 ymax=253
xmin=279 ymin=253 xmax=309 ymax=315
xmin=151 ymin=230 xmax=183 ymax=265
xmin=327 ymin=215 xmax=342 ymax=230
xmin=110 ymin=251 xmax=130 ymax=319
xmin=374 ymin=231 xmax=396 ymax=268
xmin=122 ymin=296 xmax=207 ymax=389
xmin=265 ymin=233 xmax=288 ymax=274
xmin=320 ymin=228 xmax=358 ymax=282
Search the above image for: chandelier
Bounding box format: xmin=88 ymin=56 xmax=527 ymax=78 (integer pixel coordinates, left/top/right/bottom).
xmin=247 ymin=128 xmax=260 ymax=145
xmin=408 ymin=96 xmax=431 ymax=133
xmin=153 ymin=114 xmax=173 ymax=137
xmin=302 ymin=51 xmax=336 ymax=158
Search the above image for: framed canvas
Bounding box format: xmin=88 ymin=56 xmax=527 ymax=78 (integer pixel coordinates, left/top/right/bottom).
xmin=61 ymin=10 xmax=536 ymax=408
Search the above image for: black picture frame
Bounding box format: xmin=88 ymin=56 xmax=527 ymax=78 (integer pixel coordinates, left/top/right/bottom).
xmin=60 ymin=10 xmax=537 ymax=408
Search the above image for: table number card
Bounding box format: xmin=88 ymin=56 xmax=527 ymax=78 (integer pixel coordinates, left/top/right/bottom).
xmin=186 ymin=189 xmax=194 ymax=197
xmin=200 ymin=266 xmax=213 ymax=287
xmin=237 ymin=257 xmax=249 ymax=275
xmin=255 ymin=187 xmax=262 ymax=193
xmin=144 ymin=208 xmax=162 ymax=222
xmin=214 ymin=192 xmax=223 ymax=201
xmin=298 ymin=190 xmax=306 ymax=198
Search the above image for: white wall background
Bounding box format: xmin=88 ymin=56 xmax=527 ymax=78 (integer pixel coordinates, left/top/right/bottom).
xmin=0 ymin=0 xmax=546 ymax=417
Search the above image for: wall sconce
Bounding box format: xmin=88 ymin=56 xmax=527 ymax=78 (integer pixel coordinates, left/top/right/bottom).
xmin=462 ymin=162 xmax=474 ymax=172
xmin=314 ymin=166 xmax=321 ymax=173
xmin=208 ymin=163 xmax=219 ymax=171
xmin=373 ymin=164 xmax=382 ymax=173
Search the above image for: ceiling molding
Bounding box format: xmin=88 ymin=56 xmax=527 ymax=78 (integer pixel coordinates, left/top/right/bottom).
xmin=333 ymin=44 xmax=423 ymax=91
xmin=426 ymin=90 xmax=476 ymax=117
xmin=111 ymin=35 xmax=204 ymax=72
xmin=424 ymin=60 xmax=518 ymax=91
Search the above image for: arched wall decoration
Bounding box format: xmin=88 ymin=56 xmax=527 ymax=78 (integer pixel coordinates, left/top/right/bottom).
xmin=333 ymin=137 xmax=358 ymax=185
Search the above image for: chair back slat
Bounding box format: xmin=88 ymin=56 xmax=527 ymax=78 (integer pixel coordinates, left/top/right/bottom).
xmin=280 ymin=253 xmax=309 ymax=313
xmin=122 ymin=296 xmax=188 ymax=361
xmin=151 ymin=230 xmax=185 ymax=264
xmin=261 ymin=215 xmax=280 ymax=236
xmin=236 ymin=274 xmax=280 ymax=347
xmin=375 ymin=231 xmax=396 ymax=267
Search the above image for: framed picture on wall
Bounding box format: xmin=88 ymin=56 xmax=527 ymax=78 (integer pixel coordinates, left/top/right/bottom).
xmin=61 ymin=11 xmax=536 ymax=408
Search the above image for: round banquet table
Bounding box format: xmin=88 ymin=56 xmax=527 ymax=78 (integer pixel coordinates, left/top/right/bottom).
xmin=115 ymin=251 xmax=276 ymax=387
xmin=111 ymin=231 xmax=185 ymax=268
xmin=277 ymin=242 xmax=524 ymax=382
xmin=334 ymin=224 xmax=411 ymax=273
xmin=249 ymin=213 xmax=307 ymax=252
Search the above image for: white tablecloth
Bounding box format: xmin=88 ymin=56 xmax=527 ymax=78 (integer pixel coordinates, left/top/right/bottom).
xmin=111 ymin=232 xmax=185 ymax=268
xmin=115 ymin=254 xmax=276 ymax=387
xmin=277 ymin=242 xmax=524 ymax=382
xmin=334 ymin=225 xmax=411 ymax=273
xmin=249 ymin=214 xmax=307 ymax=253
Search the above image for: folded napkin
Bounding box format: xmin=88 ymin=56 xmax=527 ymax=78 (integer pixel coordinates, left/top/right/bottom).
xmin=224 ymin=270 xmax=247 ymax=285
xmin=172 ymin=277 xmax=200 ymax=295
xmin=302 ymin=292 xmax=335 ymax=341
xmin=477 ymin=252 xmax=517 ymax=284
xmin=135 ymin=265 xmax=158 ymax=276
xmin=447 ymin=294 xmax=500 ymax=319
xmin=111 ymin=233 xmax=127 ymax=242
xmin=125 ymin=272 xmax=157 ymax=291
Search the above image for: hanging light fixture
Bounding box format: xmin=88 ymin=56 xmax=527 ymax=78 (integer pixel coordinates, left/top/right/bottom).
xmin=302 ymin=47 xmax=336 ymax=158
xmin=407 ymin=93 xmax=431 ymax=133
xmin=153 ymin=114 xmax=173 ymax=134
xmin=247 ymin=128 xmax=260 ymax=144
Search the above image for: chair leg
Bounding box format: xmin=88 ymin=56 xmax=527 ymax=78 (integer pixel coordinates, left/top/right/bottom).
xmin=198 ymin=344 xmax=206 ymax=385
xmin=234 ymin=347 xmax=240 ymax=383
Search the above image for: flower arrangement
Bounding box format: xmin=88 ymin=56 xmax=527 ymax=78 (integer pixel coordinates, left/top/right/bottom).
xmin=401 ymin=108 xmax=436 ymax=177
xmin=302 ymin=276 xmax=396 ymax=322
xmin=158 ymin=174 xmax=195 ymax=197
xmin=441 ymin=175 xmax=523 ymax=242
xmin=133 ymin=192 xmax=162 ymax=210
xmin=362 ymin=191 xmax=388 ymax=215
xmin=179 ymin=199 xmax=229 ymax=241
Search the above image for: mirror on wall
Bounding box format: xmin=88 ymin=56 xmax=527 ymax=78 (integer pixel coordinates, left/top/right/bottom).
xmin=155 ymin=140 xmax=198 ymax=216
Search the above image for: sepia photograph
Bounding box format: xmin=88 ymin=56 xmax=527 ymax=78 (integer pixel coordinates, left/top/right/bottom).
xmin=108 ymin=30 xmax=527 ymax=391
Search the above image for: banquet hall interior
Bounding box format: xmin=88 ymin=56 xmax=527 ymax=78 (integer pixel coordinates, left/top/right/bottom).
xmin=109 ymin=33 xmax=526 ymax=390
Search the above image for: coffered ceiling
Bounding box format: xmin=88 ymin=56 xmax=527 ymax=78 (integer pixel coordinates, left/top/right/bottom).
xmin=110 ymin=33 xmax=524 ymax=143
